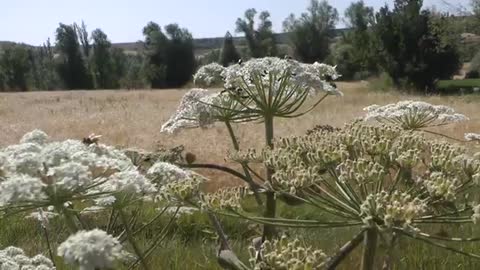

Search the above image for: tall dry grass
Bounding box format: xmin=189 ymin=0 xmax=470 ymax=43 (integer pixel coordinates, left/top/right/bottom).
xmin=1 ymin=82 xmax=479 ymax=188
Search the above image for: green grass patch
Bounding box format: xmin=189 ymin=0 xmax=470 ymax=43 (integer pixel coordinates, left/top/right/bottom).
xmin=436 ymin=79 xmax=480 ymax=91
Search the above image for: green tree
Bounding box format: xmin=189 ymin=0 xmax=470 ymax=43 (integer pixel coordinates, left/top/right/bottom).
xmin=219 ymin=31 xmax=240 ymax=67
xmin=91 ymin=28 xmax=117 ymax=89
xmin=0 ymin=44 xmax=31 ymax=91
xmin=236 ymin=9 xmax=277 ymax=57
xmin=142 ymin=22 xmax=195 ymax=88
xmin=55 ymin=23 xmax=93 ymax=89
xmin=143 ymin=22 xmax=168 ymax=88
xmin=165 ymin=23 xmax=195 ymax=87
xmin=333 ymin=1 xmax=377 ymax=79
xmin=375 ymin=0 xmax=461 ymax=91
xmin=30 ymin=39 xmax=62 ymax=90
xmin=283 ymin=0 xmax=338 ymax=63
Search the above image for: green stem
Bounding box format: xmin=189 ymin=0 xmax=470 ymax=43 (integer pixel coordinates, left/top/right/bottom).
xmin=361 ymin=228 xmax=378 ymax=270
xmin=325 ymin=229 xmax=365 ymax=270
xmin=119 ymin=209 xmax=150 ymax=270
xmin=41 ymin=226 xmax=56 ymax=268
xmin=225 ymin=120 xmax=263 ymax=205
xmin=262 ymin=114 xmax=276 ymax=240
xmin=56 ymin=205 xmax=78 ymax=233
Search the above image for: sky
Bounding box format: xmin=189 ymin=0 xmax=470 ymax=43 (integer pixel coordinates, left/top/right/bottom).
xmin=0 ymin=0 xmax=472 ymax=45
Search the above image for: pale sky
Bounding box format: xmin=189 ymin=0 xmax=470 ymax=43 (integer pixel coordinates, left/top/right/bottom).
xmin=0 ymin=0 xmax=471 ymax=45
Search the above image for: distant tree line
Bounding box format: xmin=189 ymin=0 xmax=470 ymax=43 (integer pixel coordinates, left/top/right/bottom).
xmin=0 ymin=0 xmax=478 ymax=92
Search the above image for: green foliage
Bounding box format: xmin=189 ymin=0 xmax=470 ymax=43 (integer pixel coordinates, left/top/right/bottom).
xmin=283 ymin=0 xmax=338 ymax=63
xmin=142 ymin=22 xmax=195 ymax=88
xmin=334 ymin=1 xmax=378 ymax=80
xmin=91 ymin=29 xmax=128 ymax=89
xmin=219 ymin=32 xmax=240 ymax=67
xmin=0 ymin=44 xmax=31 ymax=91
xmin=55 ymin=23 xmax=93 ymax=90
xmin=374 ymin=0 xmax=461 ymax=91
xmin=436 ymin=79 xmax=480 ymax=91
xmin=235 ymin=9 xmax=277 ymax=58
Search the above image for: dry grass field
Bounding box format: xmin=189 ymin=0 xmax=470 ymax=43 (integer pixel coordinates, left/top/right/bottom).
xmin=1 ymin=82 xmax=480 ymax=269
xmin=1 ymin=82 xmax=479 ymax=188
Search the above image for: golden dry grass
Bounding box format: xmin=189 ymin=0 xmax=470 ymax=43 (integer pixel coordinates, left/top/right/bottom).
xmin=1 ymin=82 xmax=479 ymax=188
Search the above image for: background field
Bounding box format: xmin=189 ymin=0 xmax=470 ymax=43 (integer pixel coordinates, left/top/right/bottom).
xmin=1 ymin=81 xmax=479 ymax=186
xmin=2 ymin=83 xmax=480 ymax=269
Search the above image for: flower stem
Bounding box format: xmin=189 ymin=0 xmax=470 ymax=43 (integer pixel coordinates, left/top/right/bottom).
xmin=119 ymin=209 xmax=150 ymax=270
xmin=225 ymin=120 xmax=263 ymax=205
xmin=361 ymin=228 xmax=378 ymax=270
xmin=56 ymin=205 xmax=78 ymax=233
xmin=262 ymin=114 xmax=276 ymax=240
xmin=41 ymin=226 xmax=56 ymax=268
xmin=325 ymin=229 xmax=365 ymax=270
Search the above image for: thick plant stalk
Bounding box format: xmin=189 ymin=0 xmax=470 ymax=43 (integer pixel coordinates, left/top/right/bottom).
xmin=361 ymin=228 xmax=378 ymax=270
xmin=262 ymin=115 xmax=276 ymax=240
xmin=119 ymin=209 xmax=150 ymax=270
xmin=325 ymin=229 xmax=365 ymax=270
xmin=207 ymin=212 xmax=250 ymax=270
xmin=225 ymin=120 xmax=263 ymax=205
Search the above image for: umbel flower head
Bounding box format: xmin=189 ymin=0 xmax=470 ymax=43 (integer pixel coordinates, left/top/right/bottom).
xmin=363 ymin=101 xmax=468 ymax=129
xmin=249 ymin=235 xmax=327 ymax=270
xmin=162 ymin=57 xmax=342 ymax=133
xmin=57 ymin=229 xmax=124 ymax=270
xmin=465 ymin=133 xmax=480 ymax=142
xmin=0 ymin=246 xmax=55 ymax=270
xmin=0 ymin=130 xmax=157 ymax=212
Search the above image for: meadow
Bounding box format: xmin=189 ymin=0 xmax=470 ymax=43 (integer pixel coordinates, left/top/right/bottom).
xmin=1 ymin=81 xmax=480 ymax=269
xmin=1 ymin=81 xmax=479 ymax=187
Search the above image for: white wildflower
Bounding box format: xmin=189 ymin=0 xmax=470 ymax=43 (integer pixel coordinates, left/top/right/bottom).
xmin=363 ymin=101 xmax=468 ymax=129
xmin=147 ymin=162 xmax=190 ymax=185
xmin=19 ymin=130 xmax=49 ymax=145
xmin=26 ymin=209 xmax=58 ymax=228
xmin=160 ymin=88 xmax=217 ymax=133
xmin=221 ymin=57 xmax=342 ymax=96
xmin=193 ymin=63 xmax=225 ymax=86
xmin=46 ymin=162 xmax=92 ymax=191
xmin=360 ymin=191 xmax=427 ymax=228
xmin=465 ymin=133 xmax=480 ymax=142
xmin=103 ymin=170 xmax=157 ymax=195
xmin=0 ymin=247 xmax=54 ymax=270
xmin=423 ymin=172 xmax=458 ymax=201
xmin=472 ymin=204 xmax=480 ymax=224
xmin=0 ymin=175 xmax=46 ymax=206
xmin=57 ymin=229 xmax=123 ymax=270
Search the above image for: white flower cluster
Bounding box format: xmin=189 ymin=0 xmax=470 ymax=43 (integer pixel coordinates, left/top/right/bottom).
xmin=147 ymin=161 xmax=191 ymax=185
xmin=422 ymin=172 xmax=458 ymax=201
xmin=361 ymin=191 xmax=427 ymax=228
xmin=160 ymin=89 xmax=217 ymax=133
xmin=0 ymin=130 xmax=156 ymax=208
xmin=57 ymin=229 xmax=124 ymax=270
xmin=0 ymin=246 xmax=54 ymax=270
xmin=218 ymin=57 xmax=341 ymax=96
xmin=472 ymin=204 xmax=480 ymax=224
xmin=465 ymin=133 xmax=480 ymax=142
xmin=363 ymin=101 xmax=468 ymax=129
xmin=250 ymin=235 xmax=327 ymax=270
xmin=193 ymin=63 xmax=225 ymax=87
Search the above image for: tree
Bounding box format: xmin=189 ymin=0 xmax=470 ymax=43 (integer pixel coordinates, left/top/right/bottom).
xmin=143 ymin=22 xmax=168 ymax=88
xmin=91 ymin=29 xmax=117 ymax=89
xmin=236 ymin=9 xmax=277 ymax=57
xmin=164 ymin=23 xmax=195 ymax=87
xmin=0 ymin=44 xmax=31 ymax=91
xmin=55 ymin=23 xmax=93 ymax=89
xmin=142 ymin=22 xmax=195 ymax=88
xmin=219 ymin=32 xmax=240 ymax=67
xmin=283 ymin=0 xmax=338 ymax=63
xmin=333 ymin=1 xmax=377 ymax=79
xmin=30 ymin=39 xmax=62 ymax=90
xmin=375 ymin=0 xmax=461 ymax=91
